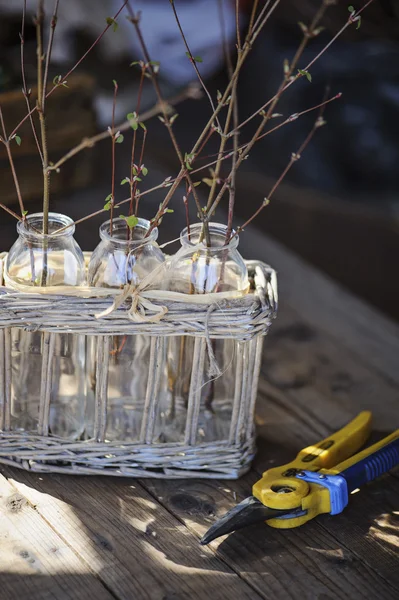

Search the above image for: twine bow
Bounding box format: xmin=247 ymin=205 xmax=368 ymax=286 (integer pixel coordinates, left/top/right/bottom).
xmin=95 ymin=277 xmax=168 ymax=323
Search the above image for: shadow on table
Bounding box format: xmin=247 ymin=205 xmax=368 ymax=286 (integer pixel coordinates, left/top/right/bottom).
xmin=2 ymin=457 xmax=399 ymax=598
xmin=0 ymin=572 xmax=112 ymax=600
xmin=2 ymin=466 xmax=251 ymax=600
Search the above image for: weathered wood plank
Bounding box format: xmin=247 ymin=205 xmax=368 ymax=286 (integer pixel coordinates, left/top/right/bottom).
xmin=262 ymin=303 xmax=399 ymax=431
xmin=239 ymin=227 xmax=399 ymax=386
xmin=3 ymin=469 xmax=262 ymax=600
xmin=0 ymin=473 xmax=113 ymax=600
xmin=143 ymin=473 xmax=397 ymax=600
xmin=254 ymin=304 xmax=399 ymax=579
xmin=141 ymin=303 xmax=399 ymax=599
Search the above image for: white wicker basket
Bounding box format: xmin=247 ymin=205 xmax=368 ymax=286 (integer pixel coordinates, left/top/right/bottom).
xmin=0 ymin=255 xmax=277 ymax=479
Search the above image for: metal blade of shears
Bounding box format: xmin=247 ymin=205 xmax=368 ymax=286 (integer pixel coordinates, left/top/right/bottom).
xmin=200 ymin=496 xmax=294 ymax=545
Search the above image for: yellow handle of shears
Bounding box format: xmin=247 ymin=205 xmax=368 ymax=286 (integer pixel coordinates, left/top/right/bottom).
xmin=253 ymin=411 xmax=372 ymax=527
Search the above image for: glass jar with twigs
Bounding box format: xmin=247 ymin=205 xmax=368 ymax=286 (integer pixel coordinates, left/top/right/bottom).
xmin=5 ymin=212 xmax=86 ymax=438
xmin=162 ymin=222 xmax=249 ymax=443
xmin=86 ymin=217 xmax=165 ymax=442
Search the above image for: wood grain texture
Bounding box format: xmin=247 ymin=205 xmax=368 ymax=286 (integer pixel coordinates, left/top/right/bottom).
xmin=0 ymin=473 xmax=113 ymax=600
xmin=239 ymin=227 xmax=399 ymax=386
xmin=142 ymin=301 xmax=399 ymax=600
xmin=2 ymin=469 xmax=261 ymax=600
xmin=1 ymin=227 xmax=399 ymax=599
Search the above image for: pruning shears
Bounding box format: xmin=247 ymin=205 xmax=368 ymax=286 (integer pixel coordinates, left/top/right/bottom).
xmin=201 ymin=411 xmax=399 ymax=545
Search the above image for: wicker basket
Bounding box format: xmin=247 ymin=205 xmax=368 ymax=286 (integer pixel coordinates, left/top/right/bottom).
xmin=0 ymin=255 xmax=277 ymax=479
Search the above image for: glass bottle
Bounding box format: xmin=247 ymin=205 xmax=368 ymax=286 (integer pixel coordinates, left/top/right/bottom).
xmin=6 ymin=212 xmax=86 ymax=438
xmin=163 ymin=222 xmax=249 ymax=443
xmin=86 ymin=217 xmax=165 ymax=442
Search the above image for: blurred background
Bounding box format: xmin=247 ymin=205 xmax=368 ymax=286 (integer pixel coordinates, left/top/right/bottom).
xmin=1 ymin=0 xmax=398 ymax=319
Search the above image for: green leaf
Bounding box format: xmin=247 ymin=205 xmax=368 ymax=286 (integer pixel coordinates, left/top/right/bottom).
xmin=185 ymin=52 xmax=203 ymax=63
xmin=356 ymin=16 xmax=361 ymax=29
xmin=106 ymin=17 xmax=118 ymax=32
xmin=149 ymin=60 xmax=160 ymax=67
xmin=116 ymin=133 xmax=124 ymax=143
xmin=283 ymin=59 xmax=290 ymax=74
xmin=298 ymin=21 xmax=308 ymax=34
xmin=298 ymin=69 xmax=312 ymax=82
xmin=53 ymin=74 xmax=62 ymax=85
xmin=113 ymin=79 xmax=118 ymax=88
xmin=104 ymin=195 xmax=112 ymax=210
xmin=22 ymin=210 xmax=28 ymax=216
xmin=139 ymin=122 xmax=147 ymax=131
xmin=348 ymin=5 xmax=354 ymax=11
xmin=141 ymin=166 xmax=148 ymax=176
xmin=120 ymin=178 xmax=130 ymax=185
xmin=121 ymin=215 xmax=139 ymax=229
xmin=130 ymin=61 xmax=139 ymax=67
xmin=165 ymin=208 xmax=174 ymax=214
xmin=127 ymin=112 xmax=139 ymax=130
xmin=14 ymin=135 xmax=21 ymax=146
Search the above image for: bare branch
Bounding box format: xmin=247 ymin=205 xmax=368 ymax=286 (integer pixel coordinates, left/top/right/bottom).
xmin=0 ymin=202 xmax=22 ymax=221
xmin=9 ymin=0 xmax=129 ymax=140
xmin=126 ymin=2 xmax=210 ymax=243
xmin=234 ymin=101 xmax=329 ymax=237
xmin=109 ymin=81 xmax=118 ymax=234
xmin=47 ymin=86 xmax=197 ymax=173
xmin=20 ymin=0 xmax=43 ymax=162
xmin=0 ymin=105 xmax=26 ymax=217
xmin=169 ymin=0 xmax=221 ymax=130
xmin=42 ymin=0 xmax=60 ymax=112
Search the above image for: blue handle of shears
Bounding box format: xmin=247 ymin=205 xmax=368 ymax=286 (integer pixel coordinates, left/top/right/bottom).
xmin=340 ymin=438 xmax=399 ymax=493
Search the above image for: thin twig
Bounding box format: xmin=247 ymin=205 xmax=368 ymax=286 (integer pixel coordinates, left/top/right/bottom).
xmin=152 ymin=0 xmax=281 ymax=229
xmin=52 ymin=92 xmax=342 ymax=234
xmin=247 ymin=0 xmax=260 ymax=39
xmin=235 ymin=0 xmax=241 ymax=51
xmin=183 ymin=182 xmax=191 ymax=240
xmin=218 ymin=0 xmax=239 ymax=241
xmin=126 ymin=2 xmax=210 ymax=243
xmin=229 ymin=0 xmax=374 ymax=136
xmin=47 ymin=85 xmax=198 ymax=173
xmin=110 ymin=81 xmax=118 ymax=234
xmin=42 ymin=0 xmax=60 ymax=112
xmin=205 ymin=0 xmax=334 ymax=220
xmin=234 ymin=104 xmax=328 ymax=237
xmin=20 ymin=0 xmax=43 ymax=162
xmin=129 ymin=64 xmax=146 ymax=216
xmin=134 ymin=128 xmax=147 ymax=216
xmin=36 ymin=0 xmax=52 ymax=237
xmin=0 ymin=106 xmax=25 ymax=216
xmin=8 ymin=0 xmax=129 ymax=140
xmin=169 ymin=0 xmax=221 ymax=130
xmin=251 ymin=0 xmax=280 ymax=44
xmin=0 ymin=202 xmax=22 ymax=221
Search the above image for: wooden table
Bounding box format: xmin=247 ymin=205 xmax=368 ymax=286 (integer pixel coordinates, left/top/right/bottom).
xmin=1 ymin=228 xmax=398 ymax=600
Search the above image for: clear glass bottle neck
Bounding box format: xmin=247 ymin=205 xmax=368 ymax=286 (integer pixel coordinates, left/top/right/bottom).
xmin=180 ymin=223 xmax=239 ymax=252
xmin=99 ymin=217 xmax=158 ymax=250
xmin=17 ymin=212 xmax=75 ymax=244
